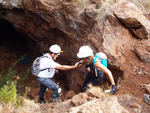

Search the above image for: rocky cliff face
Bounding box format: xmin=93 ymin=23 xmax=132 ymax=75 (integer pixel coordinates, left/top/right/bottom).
xmin=0 ymin=0 xmax=150 ymax=97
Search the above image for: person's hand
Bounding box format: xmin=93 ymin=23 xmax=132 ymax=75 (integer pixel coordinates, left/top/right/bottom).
xmin=112 ymin=85 xmax=117 ymax=94
xmin=77 ymin=61 xmax=82 ymax=67
xmin=55 ymin=69 xmax=59 ymax=74
xmin=74 ymin=62 xmax=79 ymax=68
xmin=75 ymin=61 xmax=82 ymax=68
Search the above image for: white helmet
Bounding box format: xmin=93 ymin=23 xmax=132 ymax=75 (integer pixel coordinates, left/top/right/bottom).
xmin=77 ymin=46 xmax=93 ymax=58
xmin=49 ymin=44 xmax=62 ymax=55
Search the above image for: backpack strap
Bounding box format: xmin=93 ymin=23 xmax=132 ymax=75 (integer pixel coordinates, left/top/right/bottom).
xmin=38 ymin=55 xmax=51 ymax=72
xmin=93 ymin=57 xmax=99 ymax=66
xmin=93 ymin=57 xmax=100 ymax=77
xmin=41 ymin=55 xmax=51 ymax=59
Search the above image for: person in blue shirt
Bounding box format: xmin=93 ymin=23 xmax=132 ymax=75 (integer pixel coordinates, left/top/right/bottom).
xmin=77 ymin=46 xmax=117 ymax=94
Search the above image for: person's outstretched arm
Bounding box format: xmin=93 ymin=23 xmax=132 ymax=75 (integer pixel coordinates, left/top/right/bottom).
xmin=95 ymin=59 xmax=117 ymax=94
xmin=55 ymin=62 xmax=79 ymax=70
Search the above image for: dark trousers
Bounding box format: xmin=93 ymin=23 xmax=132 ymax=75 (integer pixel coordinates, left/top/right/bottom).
xmin=82 ymin=71 xmax=104 ymax=92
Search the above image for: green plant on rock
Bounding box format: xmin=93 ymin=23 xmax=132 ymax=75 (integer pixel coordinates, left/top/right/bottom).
xmin=0 ymin=54 xmax=27 ymax=89
xmin=0 ymin=68 xmax=17 ymax=89
xmin=0 ymin=81 xmax=27 ymax=108
xmin=0 ymin=55 xmax=29 ymax=108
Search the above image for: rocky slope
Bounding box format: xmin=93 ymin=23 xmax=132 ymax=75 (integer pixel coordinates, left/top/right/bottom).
xmin=0 ymin=0 xmax=150 ymax=112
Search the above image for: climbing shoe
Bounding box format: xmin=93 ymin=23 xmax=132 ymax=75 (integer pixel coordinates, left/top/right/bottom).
xmin=143 ymin=94 xmax=150 ymax=104
xmin=52 ymin=85 xmax=61 ymax=102
xmin=57 ymin=86 xmax=61 ymax=95
xmin=38 ymin=99 xmax=46 ymax=104
xmin=55 ymin=85 xmax=61 ymax=97
xmin=38 ymin=98 xmax=49 ymax=104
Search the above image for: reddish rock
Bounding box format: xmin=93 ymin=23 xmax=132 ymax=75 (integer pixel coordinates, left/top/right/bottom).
xmin=65 ymin=90 xmax=76 ymax=99
xmin=71 ymin=93 xmax=90 ymax=106
xmin=114 ymin=1 xmax=150 ymax=39
xmin=30 ymin=88 xmax=40 ymax=99
xmin=145 ymin=84 xmax=150 ymax=94
xmin=130 ymin=103 xmax=140 ymax=109
xmin=135 ymin=43 xmax=150 ymax=63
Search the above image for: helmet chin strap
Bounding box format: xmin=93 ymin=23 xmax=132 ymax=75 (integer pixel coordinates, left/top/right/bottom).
xmin=49 ymin=53 xmax=55 ymax=60
xmin=52 ymin=53 xmax=58 ymax=60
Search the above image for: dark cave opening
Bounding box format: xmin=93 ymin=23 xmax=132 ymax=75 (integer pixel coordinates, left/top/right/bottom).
xmin=0 ymin=19 xmax=43 ymax=88
xmin=0 ymin=19 xmax=28 ymax=55
xmin=0 ymin=19 xmax=32 ymax=68
xmin=0 ymin=19 xmax=34 ymax=94
xmin=108 ymin=65 xmax=123 ymax=84
xmin=0 ymin=18 xmax=69 ymax=98
xmin=0 ymin=18 xmax=40 ymax=66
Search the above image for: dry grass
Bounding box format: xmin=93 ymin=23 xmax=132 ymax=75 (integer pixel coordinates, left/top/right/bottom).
xmin=72 ymin=0 xmax=91 ymax=15
xmin=69 ymin=0 xmax=126 ymax=22
xmin=0 ymin=99 xmax=41 ymax=113
xmin=18 ymin=99 xmax=41 ymax=112
xmin=87 ymin=84 xmax=110 ymax=98
xmin=73 ymin=0 xmax=118 ymax=18
xmin=96 ymin=0 xmax=150 ymax=21
xmin=72 ymin=0 xmax=150 ymax=23
xmin=96 ymin=0 xmax=123 ymax=22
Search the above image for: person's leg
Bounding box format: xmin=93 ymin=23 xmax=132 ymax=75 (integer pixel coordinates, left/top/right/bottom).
xmin=39 ymin=83 xmax=47 ymax=100
xmin=37 ymin=77 xmax=47 ymax=103
xmin=37 ymin=77 xmax=59 ymax=102
xmin=82 ymin=72 xmax=93 ymax=92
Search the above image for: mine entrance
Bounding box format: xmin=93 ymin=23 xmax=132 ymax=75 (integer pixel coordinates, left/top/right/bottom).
xmin=0 ymin=19 xmax=69 ymax=100
xmin=0 ymin=19 xmax=39 ymax=92
xmin=0 ymin=19 xmax=31 ymax=68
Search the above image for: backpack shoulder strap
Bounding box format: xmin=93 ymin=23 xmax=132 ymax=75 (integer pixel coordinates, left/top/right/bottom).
xmin=41 ymin=55 xmax=51 ymax=59
xmin=93 ymin=57 xmax=100 ymax=77
xmin=38 ymin=55 xmax=51 ymax=71
xmin=93 ymin=57 xmax=99 ymax=66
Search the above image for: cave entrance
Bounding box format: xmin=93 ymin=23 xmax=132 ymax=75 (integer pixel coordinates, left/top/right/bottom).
xmin=0 ymin=19 xmax=41 ymax=91
xmin=0 ymin=18 xmax=40 ymax=67
xmin=0 ymin=19 xmax=28 ymax=67
xmin=0 ymin=18 xmax=69 ymax=99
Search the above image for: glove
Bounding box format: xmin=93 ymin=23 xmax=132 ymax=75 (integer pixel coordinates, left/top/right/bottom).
xmin=112 ymin=85 xmax=117 ymax=94
xmin=77 ymin=61 xmax=82 ymax=67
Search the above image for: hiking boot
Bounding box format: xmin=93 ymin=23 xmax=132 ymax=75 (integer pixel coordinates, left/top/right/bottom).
xmin=38 ymin=99 xmax=48 ymax=104
xmin=143 ymin=94 xmax=150 ymax=104
xmin=52 ymin=98 xmax=58 ymax=103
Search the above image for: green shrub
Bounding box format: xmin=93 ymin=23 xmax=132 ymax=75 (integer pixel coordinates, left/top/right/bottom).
xmin=17 ymin=68 xmax=31 ymax=93
xmin=0 ymin=68 xmax=17 ymax=89
xmin=0 ymin=81 xmax=27 ymax=108
xmin=0 ymin=55 xmax=29 ymax=108
xmin=0 ymin=55 xmax=27 ymax=89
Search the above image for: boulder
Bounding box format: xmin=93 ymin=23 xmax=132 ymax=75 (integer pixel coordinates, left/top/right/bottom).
xmin=114 ymin=1 xmax=150 ymax=39
xmin=65 ymin=90 xmax=76 ymax=99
